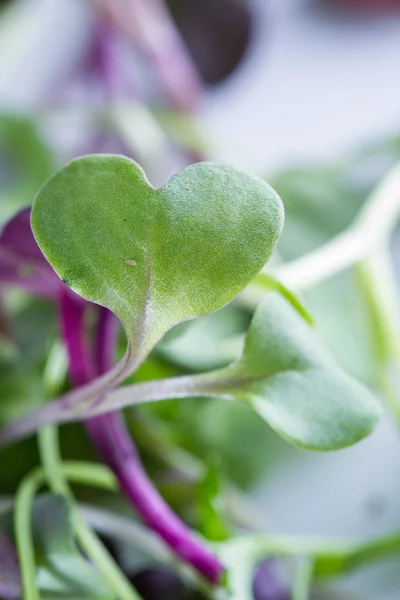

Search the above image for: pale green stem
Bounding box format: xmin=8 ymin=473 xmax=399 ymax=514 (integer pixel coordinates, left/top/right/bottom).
xmin=14 ymin=456 xmax=141 ymax=600
xmin=291 ymin=557 xmax=314 ymax=600
xmin=14 ymin=467 xmax=43 ymax=600
xmin=62 ymin=461 xmax=118 ymax=489
xmin=38 ymin=426 xmax=141 ymax=600
xmin=272 ymin=226 xmax=366 ymax=292
xmin=356 ymin=250 xmax=400 ymax=423
xmin=243 ymin=161 xmax=400 ymax=297
xmin=355 ymin=162 xmax=400 ymax=243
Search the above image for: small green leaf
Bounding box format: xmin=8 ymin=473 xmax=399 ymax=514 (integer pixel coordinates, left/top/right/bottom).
xmin=31 ymin=155 xmax=283 ymax=353
xmin=214 ymin=293 xmax=381 ymax=450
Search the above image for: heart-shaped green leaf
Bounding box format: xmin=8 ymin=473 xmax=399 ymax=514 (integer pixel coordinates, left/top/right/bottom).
xmin=211 ymin=293 xmax=381 ymax=450
xmin=31 ymin=155 xmax=283 ymax=353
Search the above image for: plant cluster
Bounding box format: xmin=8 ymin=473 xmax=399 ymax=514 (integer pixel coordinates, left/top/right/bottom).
xmin=2 ymin=2 xmax=400 ymax=600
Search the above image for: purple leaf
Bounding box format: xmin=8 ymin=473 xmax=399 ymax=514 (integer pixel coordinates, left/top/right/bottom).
xmin=0 ymin=532 xmax=21 ymax=600
xmin=0 ymin=208 xmax=62 ymax=299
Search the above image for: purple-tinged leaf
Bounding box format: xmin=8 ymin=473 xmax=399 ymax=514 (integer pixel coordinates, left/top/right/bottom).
xmin=0 ymin=532 xmax=21 ymax=600
xmin=0 ymin=208 xmax=62 ymax=299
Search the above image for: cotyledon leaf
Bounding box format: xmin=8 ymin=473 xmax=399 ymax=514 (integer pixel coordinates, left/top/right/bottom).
xmin=211 ymin=292 xmax=382 ymax=450
xmin=97 ymin=292 xmax=381 ymax=451
xmin=31 ymin=154 xmax=284 ymax=356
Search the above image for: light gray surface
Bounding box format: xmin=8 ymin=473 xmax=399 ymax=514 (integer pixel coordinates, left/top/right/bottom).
xmin=203 ymin=0 xmax=400 ymax=173
xmin=0 ymin=0 xmax=92 ymax=108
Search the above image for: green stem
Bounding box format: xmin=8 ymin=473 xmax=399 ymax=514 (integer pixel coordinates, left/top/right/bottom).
xmin=38 ymin=426 xmax=68 ymax=494
xmin=62 ymin=460 xmax=117 ymax=490
xmin=38 ymin=426 xmax=141 ymax=600
xmin=291 ymin=558 xmax=314 ymax=600
xmin=240 ymin=160 xmax=400 ymax=304
xmin=272 ymin=226 xmax=366 ymax=292
xmin=14 ymin=467 xmax=44 ymax=600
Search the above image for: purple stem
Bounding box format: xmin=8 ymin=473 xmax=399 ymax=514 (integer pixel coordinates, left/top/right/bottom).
xmin=94 ymin=0 xmax=202 ymax=111
xmin=86 ymin=412 xmax=224 ymax=583
xmin=59 ymin=293 xmax=224 ymax=584
xmin=94 ymin=19 xmax=131 ymax=102
xmin=59 ymin=292 xmax=96 ymax=387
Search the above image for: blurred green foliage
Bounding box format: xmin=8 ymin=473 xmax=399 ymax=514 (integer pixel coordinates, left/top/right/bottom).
xmin=0 ymin=116 xmax=53 ymax=226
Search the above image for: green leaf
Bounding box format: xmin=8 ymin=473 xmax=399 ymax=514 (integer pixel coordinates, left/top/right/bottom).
xmin=32 ymin=494 xmax=112 ymax=599
xmin=212 ymin=293 xmax=381 ymax=450
xmin=31 ymin=155 xmax=283 ymax=353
